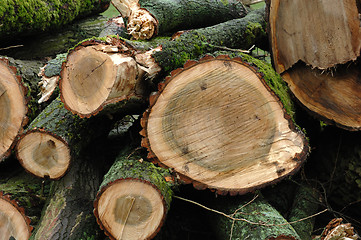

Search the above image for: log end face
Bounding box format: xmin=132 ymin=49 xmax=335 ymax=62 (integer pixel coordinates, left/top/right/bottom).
xmin=0 ymin=59 xmax=28 ymax=161
xmin=0 ymin=192 xmax=32 ymax=240
xmin=94 ymin=179 xmax=167 ymax=240
xmin=128 ymin=9 xmax=158 ymax=40
xmin=142 ymin=55 xmax=308 ymax=195
xmin=16 ymin=130 xmax=71 ymax=179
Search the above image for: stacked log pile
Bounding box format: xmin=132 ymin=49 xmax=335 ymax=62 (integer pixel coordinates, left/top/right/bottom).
xmin=1 ymin=0 xmax=361 ymax=239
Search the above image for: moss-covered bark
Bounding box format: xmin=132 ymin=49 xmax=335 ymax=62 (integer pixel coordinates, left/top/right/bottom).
xmin=209 ymin=194 xmax=301 ymax=240
xmin=0 ymin=0 xmax=111 ymax=42
xmin=0 ymin=170 xmax=50 ymax=227
xmin=288 ymin=184 xmax=319 ymax=240
xmin=138 ymin=0 xmax=248 ymax=35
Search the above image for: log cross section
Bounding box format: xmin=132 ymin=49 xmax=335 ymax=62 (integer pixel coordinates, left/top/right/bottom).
xmin=141 ymin=55 xmax=308 ymax=194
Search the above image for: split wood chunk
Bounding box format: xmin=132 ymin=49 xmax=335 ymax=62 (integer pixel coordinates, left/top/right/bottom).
xmin=111 ymin=0 xmax=247 ymax=40
xmin=268 ymin=0 xmax=361 ymax=73
xmin=94 ymin=150 xmax=173 ymax=240
xmin=141 ymin=55 xmax=308 ymax=194
xmin=283 ymin=62 xmax=361 ymax=130
xmin=60 ymin=40 xmax=157 ymax=117
xmin=0 ymin=192 xmax=32 ymax=240
xmin=0 ymin=58 xmax=27 ymax=161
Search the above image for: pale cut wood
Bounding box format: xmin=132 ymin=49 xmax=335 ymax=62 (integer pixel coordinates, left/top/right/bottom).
xmin=283 ymin=62 xmax=361 ymax=130
xmin=142 ymin=55 xmax=308 ymax=194
xmin=268 ymin=0 xmax=361 ymax=73
xmin=0 ymin=58 xmax=27 ymax=161
xmin=60 ymin=42 xmax=156 ymax=117
xmin=16 ymin=130 xmax=71 ymax=179
xmin=96 ymin=180 xmax=165 ymax=240
xmin=0 ymin=193 xmax=32 ymax=240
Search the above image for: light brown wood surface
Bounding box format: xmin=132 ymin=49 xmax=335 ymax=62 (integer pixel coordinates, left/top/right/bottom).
xmin=142 ymin=56 xmax=307 ymax=194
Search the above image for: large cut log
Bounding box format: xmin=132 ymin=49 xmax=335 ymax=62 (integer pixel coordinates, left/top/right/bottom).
xmin=59 ymin=8 xmax=267 ymax=117
xmin=0 ymin=0 xmax=111 ymax=43
xmin=0 ymin=192 xmax=33 ymax=240
xmin=140 ymin=54 xmax=309 ymax=195
xmin=266 ymin=0 xmax=361 ymax=130
xmin=209 ymin=194 xmax=301 ymax=240
xmin=0 ymin=58 xmax=28 ymax=161
xmin=94 ymin=147 xmax=174 ymax=240
xmin=111 ymin=0 xmax=247 ymax=39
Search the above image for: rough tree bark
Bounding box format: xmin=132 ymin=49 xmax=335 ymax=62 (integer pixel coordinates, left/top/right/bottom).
xmin=140 ymin=53 xmax=308 ymax=195
xmin=59 ymin=8 xmax=267 ymax=117
xmin=266 ymin=0 xmax=361 ymax=130
xmin=94 ymin=146 xmax=174 ymax=240
xmin=111 ymin=0 xmax=248 ymax=39
xmin=0 ymin=0 xmax=111 ymax=43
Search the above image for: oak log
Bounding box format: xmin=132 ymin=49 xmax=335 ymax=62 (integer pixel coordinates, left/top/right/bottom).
xmin=111 ymin=0 xmax=248 ymax=39
xmin=140 ymin=54 xmax=308 ymax=195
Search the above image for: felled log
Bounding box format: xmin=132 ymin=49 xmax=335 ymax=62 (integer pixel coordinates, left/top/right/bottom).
xmin=0 ymin=0 xmax=111 ymax=43
xmin=267 ymin=0 xmax=361 ymax=130
xmin=30 ymin=149 xmax=103 ymax=240
xmin=209 ymin=194 xmax=301 ymax=240
xmin=0 ymin=192 xmax=33 ymax=240
xmin=111 ymin=0 xmax=248 ymax=39
xmin=94 ymin=147 xmax=175 ymax=240
xmin=59 ymin=8 xmax=267 ymax=117
xmin=0 ymin=58 xmax=28 ymax=161
xmin=141 ymin=54 xmax=309 ymax=195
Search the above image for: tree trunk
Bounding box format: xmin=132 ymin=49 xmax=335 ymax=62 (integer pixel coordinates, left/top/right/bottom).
xmin=111 ymin=0 xmax=248 ymax=39
xmin=0 ymin=58 xmax=28 ymax=161
xmin=140 ymin=53 xmax=308 ymax=195
xmin=0 ymin=0 xmax=111 ymax=43
xmin=266 ymin=0 xmax=361 ymax=130
xmin=209 ymin=194 xmax=301 ymax=240
xmin=59 ymin=8 xmax=267 ymax=117
xmin=94 ymin=146 xmax=175 ymax=240
xmin=30 ymin=148 xmax=104 ymax=240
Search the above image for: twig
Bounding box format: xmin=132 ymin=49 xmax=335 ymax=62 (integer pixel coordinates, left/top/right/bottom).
xmin=211 ymin=44 xmax=255 ymax=54
xmin=174 ymin=195 xmax=328 ymax=227
xmin=0 ymin=45 xmax=24 ymax=51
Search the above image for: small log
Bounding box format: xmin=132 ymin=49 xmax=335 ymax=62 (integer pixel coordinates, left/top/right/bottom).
xmin=94 ymin=147 xmax=174 ymax=240
xmin=209 ymin=194 xmax=301 ymax=240
xmin=0 ymin=192 xmax=33 ymax=240
xmin=59 ymin=8 xmax=267 ymax=117
xmin=111 ymin=0 xmax=248 ymax=39
xmin=0 ymin=0 xmax=111 ymax=42
xmin=141 ymin=54 xmax=308 ymax=194
xmin=0 ymin=58 xmax=27 ymax=161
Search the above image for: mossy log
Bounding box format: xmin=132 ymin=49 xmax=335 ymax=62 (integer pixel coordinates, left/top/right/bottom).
xmin=30 ymin=147 xmax=104 ymax=240
xmin=266 ymin=0 xmax=361 ymax=130
xmin=0 ymin=0 xmax=111 ymax=43
xmin=94 ymin=146 xmax=175 ymax=240
xmin=59 ymin=8 xmax=267 ymax=117
xmin=209 ymin=194 xmax=301 ymax=240
xmin=140 ymin=54 xmax=308 ymax=195
xmin=111 ymin=0 xmax=247 ymax=39
xmin=0 ymin=166 xmax=50 ymax=239
xmin=288 ymin=183 xmax=320 ymax=240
